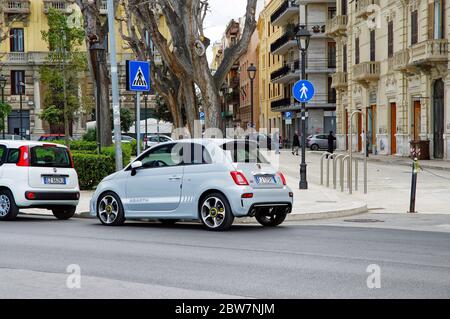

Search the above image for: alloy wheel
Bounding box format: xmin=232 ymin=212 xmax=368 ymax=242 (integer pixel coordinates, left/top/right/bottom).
xmin=98 ymin=195 xmax=119 ymax=224
xmin=201 ymin=197 xmax=226 ymax=228
xmin=0 ymin=195 xmax=11 ymax=217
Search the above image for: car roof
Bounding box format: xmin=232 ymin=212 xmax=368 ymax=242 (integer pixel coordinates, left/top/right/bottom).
xmin=0 ymin=140 xmax=67 ymax=148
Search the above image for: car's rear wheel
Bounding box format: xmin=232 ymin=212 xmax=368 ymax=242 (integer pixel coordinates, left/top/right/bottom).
xmin=52 ymin=206 xmax=76 ymax=220
xmin=0 ymin=189 xmax=19 ymax=221
xmin=255 ymin=207 xmax=287 ymax=227
xmin=310 ymin=144 xmax=319 ymax=151
xmin=200 ymin=193 xmax=234 ymax=231
xmin=97 ymin=192 xmax=125 ymax=226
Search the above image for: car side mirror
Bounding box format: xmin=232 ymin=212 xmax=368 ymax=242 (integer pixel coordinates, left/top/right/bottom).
xmin=131 ymin=161 xmax=143 ymax=176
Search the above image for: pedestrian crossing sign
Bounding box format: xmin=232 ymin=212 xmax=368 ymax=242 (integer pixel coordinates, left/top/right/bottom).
xmin=126 ymin=60 xmax=151 ymax=92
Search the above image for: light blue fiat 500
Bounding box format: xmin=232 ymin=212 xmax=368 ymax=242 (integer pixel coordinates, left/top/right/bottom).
xmin=90 ymin=139 xmax=293 ymax=231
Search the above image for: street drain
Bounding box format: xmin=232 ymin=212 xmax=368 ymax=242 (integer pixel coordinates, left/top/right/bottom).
xmin=344 ymin=219 xmax=384 ymax=223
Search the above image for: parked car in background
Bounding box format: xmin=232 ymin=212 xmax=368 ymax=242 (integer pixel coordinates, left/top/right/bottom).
xmin=38 ymin=134 xmax=74 ymax=142
xmin=0 ymin=141 xmax=80 ymax=221
xmin=144 ymin=134 xmax=173 ymax=148
xmin=112 ymin=135 xmax=136 ymax=144
xmin=245 ymin=133 xmax=274 ymax=150
xmin=306 ymin=134 xmax=336 ymax=151
xmin=0 ymin=134 xmax=26 ymax=141
xmin=90 ymin=139 xmax=293 ymax=231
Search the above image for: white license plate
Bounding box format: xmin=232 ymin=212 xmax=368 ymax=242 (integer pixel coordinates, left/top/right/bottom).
xmin=43 ymin=176 xmax=66 ymax=185
xmin=256 ymin=176 xmax=276 ymax=184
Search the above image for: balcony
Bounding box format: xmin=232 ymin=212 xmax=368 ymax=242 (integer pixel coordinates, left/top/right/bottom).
xmin=3 ymin=0 xmax=30 ymax=14
xmin=331 ymin=72 xmax=348 ymax=91
xmin=100 ymin=0 xmax=107 ymax=14
xmin=43 ymin=0 xmax=67 ymax=14
xmin=353 ymin=61 xmax=380 ymax=86
xmin=409 ymin=39 xmax=448 ymax=71
xmin=271 ymin=97 xmax=292 ymax=112
xmin=271 ymin=60 xmax=299 ymax=84
xmin=325 ymin=15 xmax=347 ymax=37
xmin=355 ymin=0 xmax=380 ymax=19
xmin=271 ymin=0 xmax=299 ymax=27
xmin=270 ymin=26 xmax=299 ymax=55
xmin=392 ymin=49 xmax=410 ymax=72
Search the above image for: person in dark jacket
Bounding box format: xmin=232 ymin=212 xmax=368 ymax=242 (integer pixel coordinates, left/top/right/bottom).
xmin=292 ymin=132 xmax=300 ymax=155
xmin=327 ymin=131 xmax=336 ymax=154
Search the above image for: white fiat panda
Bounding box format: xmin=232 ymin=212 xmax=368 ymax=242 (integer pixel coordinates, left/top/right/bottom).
xmin=0 ymin=141 xmax=80 ymax=221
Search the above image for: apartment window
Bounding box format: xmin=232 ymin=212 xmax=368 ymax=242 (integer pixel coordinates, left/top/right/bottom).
xmin=328 ymin=42 xmax=336 ymax=68
xmin=370 ymin=30 xmax=376 ymax=61
xmin=268 ymin=22 xmax=271 ymax=36
xmin=328 ymin=7 xmax=336 ymax=19
xmin=10 ymin=28 xmax=24 ymax=52
xmin=11 ymin=71 xmax=25 ymax=95
xmin=328 ymin=77 xmax=336 ymax=104
xmin=411 ymin=10 xmax=418 ymax=45
xmin=355 ymin=37 xmax=360 ymax=65
xmin=343 ymin=44 xmax=348 ymax=72
xmin=429 ymin=0 xmax=445 ymax=39
xmin=388 ymin=21 xmax=394 ymax=58
xmin=341 ymin=0 xmax=347 ymax=15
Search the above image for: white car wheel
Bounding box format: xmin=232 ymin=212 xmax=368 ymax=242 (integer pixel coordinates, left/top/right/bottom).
xmin=200 ymin=193 xmax=234 ymax=231
xmin=0 ymin=195 xmax=11 ymax=217
xmin=97 ymin=193 xmax=125 ymax=226
xmin=0 ymin=190 xmax=19 ymax=221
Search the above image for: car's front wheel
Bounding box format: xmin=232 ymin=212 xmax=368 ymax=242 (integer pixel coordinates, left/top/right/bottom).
xmin=255 ymin=207 xmax=287 ymax=227
xmin=52 ymin=206 xmax=76 ymax=220
xmin=310 ymin=144 xmax=319 ymax=151
xmin=200 ymin=193 xmax=234 ymax=231
xmin=0 ymin=189 xmax=19 ymax=221
xmin=97 ymin=192 xmax=125 ymax=226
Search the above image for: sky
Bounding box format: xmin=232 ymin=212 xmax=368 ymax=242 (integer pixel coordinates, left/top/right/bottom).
xmin=204 ymin=0 xmax=265 ymax=64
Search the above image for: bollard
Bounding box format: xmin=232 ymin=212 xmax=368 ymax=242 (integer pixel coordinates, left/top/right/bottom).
xmin=320 ymin=152 xmax=331 ymax=185
xmin=409 ymin=157 xmax=420 ymax=213
xmin=364 ymin=157 xmax=368 ymax=194
xmin=326 ymin=154 xmax=335 ymax=187
xmin=354 ymin=158 xmax=359 ymax=191
xmin=341 ymin=155 xmax=350 ymax=192
xmin=333 ymin=154 xmax=345 ymax=189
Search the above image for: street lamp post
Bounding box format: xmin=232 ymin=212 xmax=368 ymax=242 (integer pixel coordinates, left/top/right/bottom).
xmin=90 ymin=42 xmax=106 ymax=153
xmin=247 ymin=63 xmax=257 ymax=129
xmin=19 ymin=81 xmax=25 ymax=139
xmin=221 ymin=83 xmax=228 ymax=132
xmin=0 ymin=75 xmax=7 ymax=139
xmin=295 ymin=25 xmax=311 ymax=190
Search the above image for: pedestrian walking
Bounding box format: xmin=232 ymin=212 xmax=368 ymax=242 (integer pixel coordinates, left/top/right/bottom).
xmin=292 ymin=131 xmax=300 ymax=155
xmin=273 ymin=130 xmax=280 ymax=154
xmin=327 ymin=131 xmax=336 ymax=154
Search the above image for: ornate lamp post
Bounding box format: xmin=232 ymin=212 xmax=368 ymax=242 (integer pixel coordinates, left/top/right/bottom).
xmin=295 ymin=25 xmax=311 ymax=190
xmin=90 ymin=42 xmax=106 ymax=153
xmin=247 ymin=63 xmax=257 ymax=129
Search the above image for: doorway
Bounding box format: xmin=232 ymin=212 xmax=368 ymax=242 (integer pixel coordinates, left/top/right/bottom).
xmin=390 ymin=103 xmax=397 ymax=155
xmin=8 ymin=110 xmax=30 ymax=139
xmin=413 ymin=101 xmax=421 ymax=141
xmin=357 ymin=112 xmax=362 ymax=152
xmin=366 ymin=105 xmax=376 ymax=153
xmin=433 ymin=79 xmax=444 ymax=159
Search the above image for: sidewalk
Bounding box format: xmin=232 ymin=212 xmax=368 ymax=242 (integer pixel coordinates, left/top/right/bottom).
xmin=280 ymin=150 xmax=450 ymax=215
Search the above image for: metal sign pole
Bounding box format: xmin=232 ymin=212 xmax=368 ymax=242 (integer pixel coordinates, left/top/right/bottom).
xmin=136 ymin=92 xmax=141 ymax=156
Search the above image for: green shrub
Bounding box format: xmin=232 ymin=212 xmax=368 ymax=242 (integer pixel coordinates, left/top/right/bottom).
xmin=53 ymin=140 xmax=98 ymax=152
xmin=83 ymin=128 xmax=96 ymax=141
xmin=101 ymin=143 xmax=131 ymax=167
xmin=72 ymin=152 xmax=115 ymax=190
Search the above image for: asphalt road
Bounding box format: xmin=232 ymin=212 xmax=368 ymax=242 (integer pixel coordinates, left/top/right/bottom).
xmin=1 ymin=214 xmax=450 ymax=299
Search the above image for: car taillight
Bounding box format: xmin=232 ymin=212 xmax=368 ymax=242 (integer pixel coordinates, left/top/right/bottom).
xmin=277 ymin=172 xmax=287 ymax=185
xmin=230 ymin=171 xmax=249 ymax=186
xmin=17 ymin=146 xmax=30 ymax=167
xmin=241 ymin=193 xmax=253 ymax=198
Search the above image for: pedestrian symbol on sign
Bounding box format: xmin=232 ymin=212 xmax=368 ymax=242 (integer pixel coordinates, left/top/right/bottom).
xmin=293 ymin=80 xmax=315 ymax=103
xmin=300 ymin=83 xmax=308 ymax=99
xmin=132 ymin=67 xmax=147 ymax=87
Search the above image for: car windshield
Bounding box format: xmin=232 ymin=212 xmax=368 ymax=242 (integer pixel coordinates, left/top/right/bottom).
xmin=221 ymin=141 xmax=269 ymax=164
xmin=30 ymin=146 xmax=71 ymax=168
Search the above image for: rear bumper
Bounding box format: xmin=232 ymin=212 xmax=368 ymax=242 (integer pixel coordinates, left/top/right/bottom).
xmin=25 ymin=191 xmax=80 ymax=201
xmin=16 ymin=191 xmax=80 ymax=208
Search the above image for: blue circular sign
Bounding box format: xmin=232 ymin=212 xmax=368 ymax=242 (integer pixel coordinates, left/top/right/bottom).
xmin=293 ymin=80 xmax=315 ymax=103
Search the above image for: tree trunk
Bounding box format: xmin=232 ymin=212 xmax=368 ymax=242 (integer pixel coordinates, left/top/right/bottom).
xmin=98 ymin=61 xmax=112 ymax=146
xmin=182 ymin=79 xmax=197 ymax=134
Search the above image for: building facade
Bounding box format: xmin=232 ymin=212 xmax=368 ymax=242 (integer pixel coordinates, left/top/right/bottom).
xmin=0 ymin=0 xmax=148 ymax=139
xmin=239 ymin=30 xmax=260 ymax=129
xmin=259 ymin=0 xmax=337 ymax=145
xmin=328 ymin=0 xmax=450 ymax=160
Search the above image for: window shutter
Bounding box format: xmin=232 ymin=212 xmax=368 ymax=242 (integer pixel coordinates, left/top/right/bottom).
xmin=428 ymin=2 xmax=435 ymax=40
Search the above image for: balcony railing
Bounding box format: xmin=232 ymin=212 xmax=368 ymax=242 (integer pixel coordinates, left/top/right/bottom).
xmin=43 ymin=0 xmax=67 ymax=14
xmin=4 ymin=0 xmax=30 ymax=14
xmin=270 ymin=60 xmax=300 ymax=82
xmin=271 ymin=0 xmax=299 ymax=26
xmin=331 ymin=72 xmax=348 ymax=90
xmin=355 ymin=0 xmax=380 ymax=19
xmin=325 ymin=15 xmax=347 ymax=37
xmin=410 ymin=39 xmax=448 ymax=65
xmin=353 ymin=61 xmax=380 ymax=85
xmin=270 ymin=25 xmax=299 ymax=54
xmin=271 ymin=98 xmax=292 ymax=111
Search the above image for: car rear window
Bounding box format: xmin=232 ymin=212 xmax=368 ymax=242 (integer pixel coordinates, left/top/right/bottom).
xmin=0 ymin=145 xmax=5 ymax=164
xmin=221 ymin=141 xmax=269 ymax=164
xmin=30 ymin=146 xmax=71 ymax=168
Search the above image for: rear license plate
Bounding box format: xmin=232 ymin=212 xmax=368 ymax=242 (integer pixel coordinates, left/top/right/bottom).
xmin=43 ymin=176 xmax=66 ymax=185
xmin=256 ymin=176 xmax=276 ymax=184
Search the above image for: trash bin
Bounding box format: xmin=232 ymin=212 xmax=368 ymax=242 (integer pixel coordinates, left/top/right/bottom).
xmin=409 ymin=140 xmax=430 ymax=160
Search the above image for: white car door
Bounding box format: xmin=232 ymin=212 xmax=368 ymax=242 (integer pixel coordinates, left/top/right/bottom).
xmin=125 ymin=143 xmax=183 ymax=214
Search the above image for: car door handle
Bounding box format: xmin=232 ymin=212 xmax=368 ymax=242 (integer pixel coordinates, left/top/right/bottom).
xmin=168 ymin=176 xmax=182 ymax=181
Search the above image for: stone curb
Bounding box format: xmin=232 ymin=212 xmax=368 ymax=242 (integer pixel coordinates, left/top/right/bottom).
xmin=73 ymin=201 xmax=368 ymax=224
